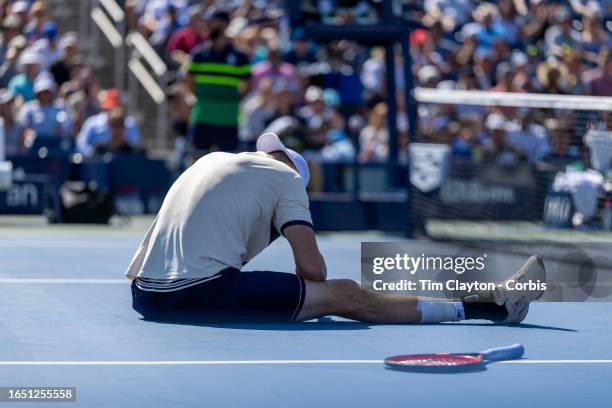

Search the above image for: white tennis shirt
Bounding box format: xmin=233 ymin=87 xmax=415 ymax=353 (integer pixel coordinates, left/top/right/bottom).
xmin=126 ymin=152 xmax=312 ymax=288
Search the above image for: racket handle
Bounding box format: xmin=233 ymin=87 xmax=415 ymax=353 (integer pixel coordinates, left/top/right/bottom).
xmin=481 ymin=344 xmax=524 ymax=361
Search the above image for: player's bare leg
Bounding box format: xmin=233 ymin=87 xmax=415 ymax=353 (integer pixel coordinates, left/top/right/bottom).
xmin=296 ymin=255 xmax=545 ymax=324
xmin=296 ymin=278 xmax=423 ymax=323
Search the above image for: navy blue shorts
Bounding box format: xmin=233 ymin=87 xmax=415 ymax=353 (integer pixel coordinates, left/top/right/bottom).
xmin=131 ymin=268 xmax=306 ymax=323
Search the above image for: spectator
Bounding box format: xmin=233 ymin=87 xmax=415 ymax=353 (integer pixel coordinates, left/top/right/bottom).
xmin=139 ymin=0 xmax=189 ymax=30
xmin=472 ymin=3 xmax=506 ymax=55
xmin=425 ymin=19 xmax=459 ymax=61
xmin=251 ymin=43 xmax=298 ymax=95
xmin=491 ymin=37 xmax=511 ymax=66
xmin=50 ymin=32 xmax=80 ymax=86
xmin=544 ymin=119 xmax=574 ymax=167
xmin=584 ymin=111 xmax=612 ymax=173
xmin=297 ymin=85 xmax=345 ymax=152
xmin=239 ymin=77 xmax=275 ymax=148
xmin=496 ymin=0 xmax=521 ymax=47
xmin=361 ymin=47 xmax=385 ymax=98
xmin=454 ymin=23 xmax=478 ymax=68
xmin=506 ymin=111 xmax=552 ymax=163
xmin=77 ymin=89 xmax=141 ymax=157
xmin=569 ymin=0 xmax=607 ymax=18
xmin=544 ymin=6 xmax=580 ymax=59
xmin=358 ymin=102 xmax=388 ymax=162
xmin=8 ymin=49 xmax=41 ymax=103
xmin=491 ymin=62 xmax=525 ymax=93
xmin=580 ymin=15 xmax=610 ymax=66
xmin=167 ymin=81 xmax=193 ymax=141
xmin=0 ymin=35 xmax=27 ymax=87
xmin=150 ymin=4 xmax=185 ymax=51
xmin=410 ymin=28 xmax=446 ymax=75
xmin=0 ymin=89 xmax=23 ymax=155
xmin=536 ymin=58 xmax=570 ymax=94
xmin=452 ymin=117 xmax=483 ymax=159
xmin=269 ymin=79 xmax=300 ymax=120
xmin=586 ymin=50 xmax=612 ymax=97
xmin=93 ymin=107 xmax=140 ymax=156
xmin=510 ymin=51 xmax=534 ymax=92
xmin=186 ymin=9 xmax=250 ymax=152
xmin=0 ymin=15 xmax=22 ymax=65
xmin=562 ymin=50 xmax=589 ymax=95
xmin=520 ymin=0 xmax=550 ymax=46
xmin=61 ymin=67 xmax=102 ymax=130
xmin=23 ymin=1 xmax=51 ymax=42
xmin=417 ymin=64 xmax=440 ymax=88
xmin=423 ymin=0 xmax=475 ymax=32
xmin=472 ymin=49 xmax=494 ymax=89
xmin=17 ymin=75 xmax=72 ymax=142
xmin=482 ymin=112 xmax=523 ymax=166
xmin=10 ymin=1 xmax=30 ymax=27
xmin=283 ymin=29 xmax=317 ymax=66
xmin=30 ymin=21 xmax=61 ymax=71
xmin=166 ymin=6 xmax=205 ymax=66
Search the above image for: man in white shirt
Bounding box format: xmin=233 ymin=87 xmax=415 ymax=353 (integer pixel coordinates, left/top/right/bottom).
xmin=127 ymin=133 xmax=543 ymax=324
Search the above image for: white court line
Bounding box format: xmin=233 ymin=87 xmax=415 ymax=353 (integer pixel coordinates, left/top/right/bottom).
xmin=0 ymin=278 xmax=126 ymax=284
xmin=0 ymin=241 xmax=133 ymax=249
xmin=0 ymin=360 xmax=612 ymax=366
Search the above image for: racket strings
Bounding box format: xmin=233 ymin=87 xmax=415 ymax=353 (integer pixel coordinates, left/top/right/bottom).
xmin=391 ymin=355 xmax=480 ymax=366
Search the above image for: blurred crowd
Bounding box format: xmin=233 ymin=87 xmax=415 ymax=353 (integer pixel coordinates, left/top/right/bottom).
xmin=1 ymin=0 xmax=611 ymax=173
xmin=123 ymin=0 xmax=610 ymax=171
xmin=0 ymin=0 xmax=142 ymax=158
xmin=412 ymin=0 xmax=611 ymax=169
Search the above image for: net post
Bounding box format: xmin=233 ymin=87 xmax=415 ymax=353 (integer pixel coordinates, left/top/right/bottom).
xmin=0 ymin=118 xmax=13 ymax=191
xmin=401 ymin=37 xmax=417 ymax=238
xmin=0 ymin=118 xmax=4 ymax=162
xmin=384 ymin=43 xmax=399 ymax=183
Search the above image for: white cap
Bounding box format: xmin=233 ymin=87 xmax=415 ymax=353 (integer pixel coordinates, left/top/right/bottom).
xmin=19 ymin=50 xmax=42 ymax=66
xmin=304 ymin=85 xmax=323 ymax=103
xmin=417 ymin=65 xmax=440 ymax=84
xmin=59 ymin=32 xmax=79 ymax=49
xmin=11 ymin=1 xmax=29 ymax=14
xmin=256 ymin=132 xmax=310 ymax=187
xmin=34 ymin=76 xmax=57 ymax=94
xmin=486 ymin=113 xmax=506 ymax=130
xmin=511 ymin=51 xmax=528 ymax=67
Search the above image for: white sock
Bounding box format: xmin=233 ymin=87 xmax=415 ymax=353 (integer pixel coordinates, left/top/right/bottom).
xmin=417 ymin=301 xmax=465 ymax=323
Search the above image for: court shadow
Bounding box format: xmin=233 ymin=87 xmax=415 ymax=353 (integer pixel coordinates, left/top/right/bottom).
xmin=385 ymin=365 xmax=488 ymax=374
xmin=141 ymin=318 xmax=371 ymax=331
xmin=441 ymin=322 xmax=577 ymax=332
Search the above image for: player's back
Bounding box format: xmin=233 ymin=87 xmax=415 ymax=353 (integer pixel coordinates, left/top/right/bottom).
xmin=130 ymin=151 xmax=300 ymax=280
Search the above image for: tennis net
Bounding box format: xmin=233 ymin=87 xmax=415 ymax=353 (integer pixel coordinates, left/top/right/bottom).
xmin=410 ymin=88 xmax=612 ymax=240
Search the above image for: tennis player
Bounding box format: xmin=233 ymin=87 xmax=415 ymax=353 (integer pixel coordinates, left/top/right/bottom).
xmin=127 ymin=132 xmax=543 ymax=324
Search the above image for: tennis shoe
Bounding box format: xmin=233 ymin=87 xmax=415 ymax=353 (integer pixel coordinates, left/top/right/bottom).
xmin=462 ymin=255 xmax=546 ymax=324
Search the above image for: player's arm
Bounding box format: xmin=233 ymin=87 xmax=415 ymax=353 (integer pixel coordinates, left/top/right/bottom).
xmin=283 ymin=224 xmax=327 ymax=282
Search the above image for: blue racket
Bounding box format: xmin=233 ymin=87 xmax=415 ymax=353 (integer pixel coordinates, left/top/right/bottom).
xmin=384 ymin=343 xmax=524 ymax=373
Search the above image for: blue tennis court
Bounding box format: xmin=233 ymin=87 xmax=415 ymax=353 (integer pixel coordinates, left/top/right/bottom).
xmin=1 ymin=217 xmax=611 ymax=407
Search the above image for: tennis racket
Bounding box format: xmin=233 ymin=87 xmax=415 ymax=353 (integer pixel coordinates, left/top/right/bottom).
xmin=384 ymin=343 xmax=524 ymax=373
